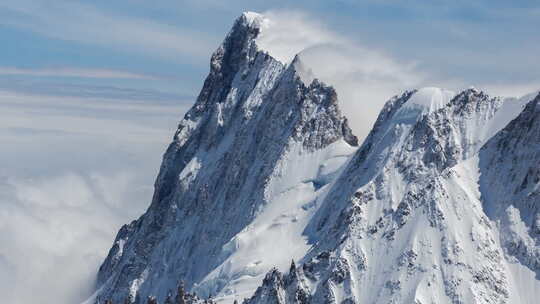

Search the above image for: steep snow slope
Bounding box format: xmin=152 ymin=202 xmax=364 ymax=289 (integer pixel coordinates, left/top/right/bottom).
xmin=246 ymin=89 xmax=539 ymax=304
xmin=478 ymin=94 xmax=540 ymax=304
xmin=93 ymin=11 xmax=539 ymax=304
xmin=94 ymin=12 xmax=357 ymax=304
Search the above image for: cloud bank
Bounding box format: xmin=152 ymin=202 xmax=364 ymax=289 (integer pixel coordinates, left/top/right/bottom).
xmin=0 ymin=89 xmax=188 ymax=304
xmin=0 ymin=172 xmax=148 ymax=303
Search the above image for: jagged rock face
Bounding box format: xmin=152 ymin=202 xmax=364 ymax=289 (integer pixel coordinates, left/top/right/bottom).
xmin=96 ymin=13 xmax=357 ymax=304
xmin=94 ymin=12 xmax=540 ymax=304
xmin=244 ymin=263 xmax=310 ymax=304
xmin=251 ymin=88 xmax=539 ymax=304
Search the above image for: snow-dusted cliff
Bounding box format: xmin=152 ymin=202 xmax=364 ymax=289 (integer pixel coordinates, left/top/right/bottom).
xmin=245 ymin=87 xmax=538 ymax=304
xmin=93 ymin=12 xmax=539 ymax=304
xmin=94 ymin=12 xmax=357 ymax=304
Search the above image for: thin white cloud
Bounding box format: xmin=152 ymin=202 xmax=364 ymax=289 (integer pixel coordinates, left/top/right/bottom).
xmin=255 ymin=11 xmax=345 ymax=63
xmin=0 ymin=0 xmax=217 ymax=61
xmin=258 ymin=10 xmax=427 ymax=140
xmin=0 ymin=90 xmax=187 ymax=141
xmin=0 ymin=67 xmax=157 ymax=80
xmin=477 ymin=81 xmax=540 ymax=99
xmin=256 ymin=10 xmax=540 ymax=141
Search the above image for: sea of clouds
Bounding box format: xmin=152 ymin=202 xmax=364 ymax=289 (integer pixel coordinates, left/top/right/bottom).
xmin=0 ymin=90 xmax=187 ymax=304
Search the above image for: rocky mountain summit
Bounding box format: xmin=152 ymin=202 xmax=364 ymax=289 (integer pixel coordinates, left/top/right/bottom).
xmin=243 ymin=88 xmax=539 ymax=304
xmin=92 ymin=12 xmax=539 ymax=304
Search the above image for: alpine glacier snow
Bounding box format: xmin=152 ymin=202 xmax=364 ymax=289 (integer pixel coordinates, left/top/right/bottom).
xmin=92 ymin=12 xmax=539 ymax=304
xmin=95 ymin=12 xmax=357 ymax=304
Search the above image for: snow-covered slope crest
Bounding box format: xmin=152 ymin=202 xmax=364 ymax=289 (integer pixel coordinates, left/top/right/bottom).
xmin=94 ymin=12 xmax=357 ymax=304
xmin=246 ymin=88 xmax=539 ymax=304
xmin=478 ymin=94 xmax=540 ymax=303
xmin=93 ymin=12 xmax=539 ymax=304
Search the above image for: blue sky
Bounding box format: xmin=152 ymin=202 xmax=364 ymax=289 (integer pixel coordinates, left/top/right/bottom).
xmin=1 ymin=2 xmax=539 ymax=304
xmin=1 ymin=0 xmax=539 ymax=105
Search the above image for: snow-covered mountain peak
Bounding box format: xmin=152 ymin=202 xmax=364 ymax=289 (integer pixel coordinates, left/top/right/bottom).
xmin=401 ymin=87 xmax=456 ymax=115
xmin=93 ymin=12 xmax=358 ymax=304
xmin=90 ymin=12 xmax=540 ymax=304
xmin=246 ymin=88 xmax=540 ymax=304
xmin=226 ymin=12 xmax=285 ymax=64
xmin=241 ymin=11 xmax=267 ymax=27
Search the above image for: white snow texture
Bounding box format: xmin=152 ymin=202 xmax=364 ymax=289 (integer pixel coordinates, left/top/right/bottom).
xmin=92 ymin=12 xmax=540 ymax=304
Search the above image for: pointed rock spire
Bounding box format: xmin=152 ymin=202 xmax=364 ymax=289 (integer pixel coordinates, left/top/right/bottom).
xmin=289 ymin=259 xmax=297 ymax=278
xmin=176 ymin=281 xmax=186 ymax=304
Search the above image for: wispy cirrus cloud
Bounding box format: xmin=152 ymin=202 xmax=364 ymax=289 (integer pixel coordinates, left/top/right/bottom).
xmin=0 ymin=80 xmax=192 ymax=103
xmin=0 ymin=67 xmax=157 ymax=80
xmin=0 ymin=0 xmax=218 ymax=61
